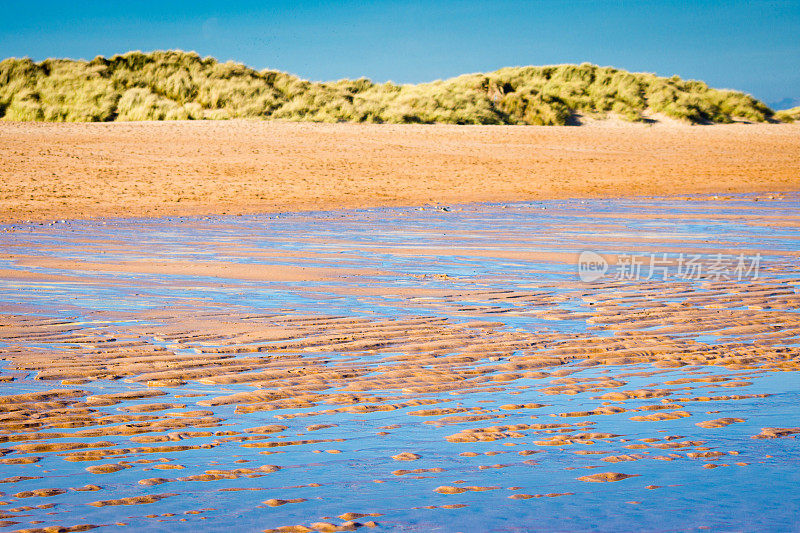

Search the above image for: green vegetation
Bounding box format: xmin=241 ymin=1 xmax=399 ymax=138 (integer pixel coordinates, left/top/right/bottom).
xmin=774 ymin=106 xmax=800 ymax=123
xmin=0 ymin=50 xmax=780 ymax=124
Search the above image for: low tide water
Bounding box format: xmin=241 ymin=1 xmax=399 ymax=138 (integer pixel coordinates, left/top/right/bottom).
xmin=0 ymin=194 xmax=798 ymax=532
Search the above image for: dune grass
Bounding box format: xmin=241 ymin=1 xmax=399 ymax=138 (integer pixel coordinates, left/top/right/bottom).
xmin=0 ymin=50 xmax=779 ymax=124
xmin=774 ymin=106 xmax=800 ymax=123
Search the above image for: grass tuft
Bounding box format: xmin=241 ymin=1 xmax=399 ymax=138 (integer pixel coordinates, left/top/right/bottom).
xmin=774 ymin=106 xmax=800 ymax=123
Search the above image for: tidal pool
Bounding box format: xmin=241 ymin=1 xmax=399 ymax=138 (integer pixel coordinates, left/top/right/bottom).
xmin=0 ymin=194 xmax=799 ymax=532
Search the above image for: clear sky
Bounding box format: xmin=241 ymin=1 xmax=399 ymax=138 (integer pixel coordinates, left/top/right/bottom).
xmin=2 ymin=0 xmax=798 ymax=106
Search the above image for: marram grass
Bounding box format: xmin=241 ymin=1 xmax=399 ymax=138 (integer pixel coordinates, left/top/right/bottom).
xmin=774 ymin=106 xmax=800 ymax=123
xmin=0 ymin=50 xmax=780 ymax=124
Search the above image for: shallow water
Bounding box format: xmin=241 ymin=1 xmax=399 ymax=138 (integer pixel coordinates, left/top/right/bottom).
xmin=1 ymin=194 xmax=799 ymax=532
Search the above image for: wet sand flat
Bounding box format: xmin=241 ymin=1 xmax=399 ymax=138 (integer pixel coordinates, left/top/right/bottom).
xmin=1 ymin=121 xmax=799 ymax=222
xmin=0 ymin=195 xmax=799 ymax=531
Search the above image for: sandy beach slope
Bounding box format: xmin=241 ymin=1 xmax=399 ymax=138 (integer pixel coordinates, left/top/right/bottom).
xmin=0 ymin=120 xmax=798 ymax=222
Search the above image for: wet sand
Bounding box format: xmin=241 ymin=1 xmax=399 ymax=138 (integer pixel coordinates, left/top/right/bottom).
xmin=0 ymin=196 xmax=799 ymax=531
xmin=1 ymin=121 xmax=799 ymax=223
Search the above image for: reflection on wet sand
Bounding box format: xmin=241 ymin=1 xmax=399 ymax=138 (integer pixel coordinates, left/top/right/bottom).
xmin=0 ymin=194 xmax=799 ymax=531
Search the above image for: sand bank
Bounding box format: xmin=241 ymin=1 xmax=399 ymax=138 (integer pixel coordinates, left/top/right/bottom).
xmin=1 ymin=120 xmax=798 ymax=222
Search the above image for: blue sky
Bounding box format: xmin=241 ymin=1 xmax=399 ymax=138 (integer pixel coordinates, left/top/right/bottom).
xmin=2 ymin=0 xmax=798 ymax=106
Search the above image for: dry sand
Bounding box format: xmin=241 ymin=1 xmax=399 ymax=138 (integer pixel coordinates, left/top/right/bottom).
xmin=1 ymin=120 xmax=799 ymax=222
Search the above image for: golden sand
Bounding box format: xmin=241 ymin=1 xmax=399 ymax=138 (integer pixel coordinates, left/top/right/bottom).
xmin=0 ymin=121 xmax=799 ymax=222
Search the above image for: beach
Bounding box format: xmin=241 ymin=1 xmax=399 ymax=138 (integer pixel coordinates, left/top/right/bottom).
xmin=1 ymin=120 xmax=799 ymax=223
xmin=0 ymin=122 xmax=799 ymax=531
